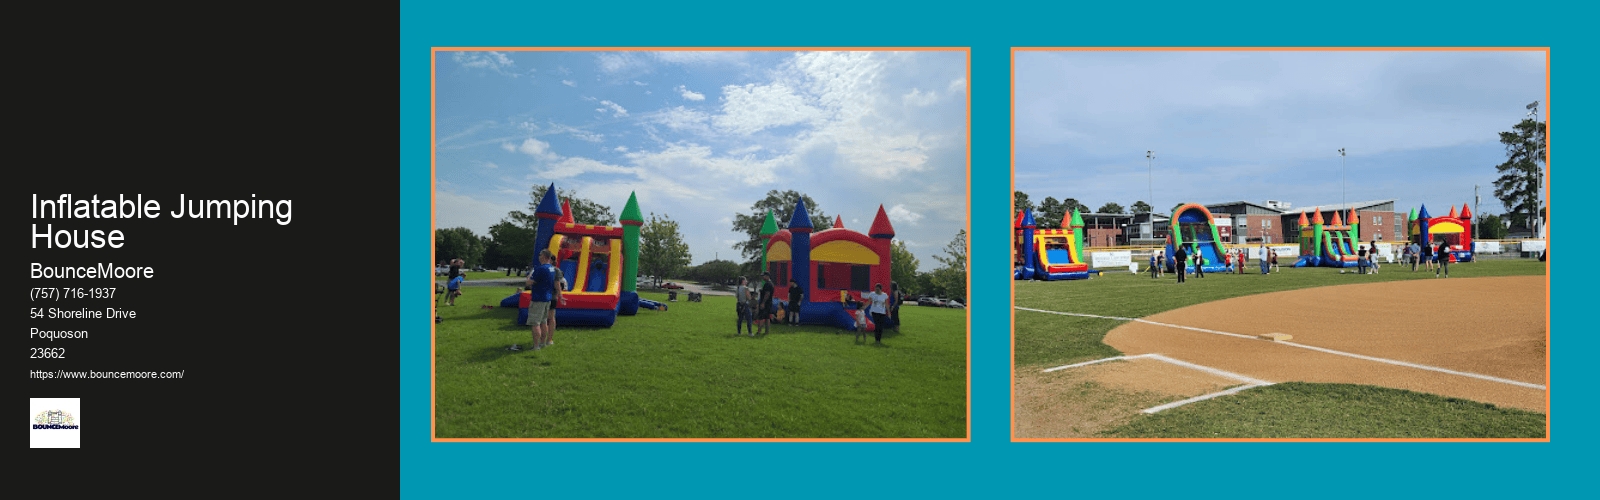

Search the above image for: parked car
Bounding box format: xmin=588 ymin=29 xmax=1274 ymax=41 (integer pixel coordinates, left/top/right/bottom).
xmin=661 ymin=282 xmax=685 ymax=289
xmin=917 ymin=297 xmax=946 ymax=307
xmin=945 ymin=300 xmax=965 ymax=309
xmin=435 ymin=266 xmax=449 ymax=276
xmin=472 ymin=265 xmax=486 ymax=272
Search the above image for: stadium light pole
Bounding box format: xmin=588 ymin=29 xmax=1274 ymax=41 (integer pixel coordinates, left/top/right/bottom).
xmin=1338 ymin=148 xmax=1346 ymax=211
xmin=1527 ymin=101 xmax=1543 ymax=238
xmin=1145 ymin=150 xmax=1155 ymax=237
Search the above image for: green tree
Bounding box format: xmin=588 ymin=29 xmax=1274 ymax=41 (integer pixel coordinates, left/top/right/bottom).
xmin=889 ymin=240 xmax=920 ymax=291
xmin=1493 ymin=105 xmax=1546 ymax=235
xmin=692 ymin=259 xmax=741 ymax=285
xmin=486 ymin=221 xmax=536 ymax=269
xmin=639 ymin=212 xmax=692 ymax=281
xmin=1097 ymin=202 xmax=1125 ymax=214
xmin=1131 ymin=201 xmax=1152 ymax=214
xmin=1061 ymin=198 xmax=1082 ymax=216
xmin=731 ymin=190 xmax=831 ymax=262
xmin=930 ymin=229 xmax=967 ymax=303
xmin=1037 ymin=197 xmax=1066 ymax=229
xmin=435 ymin=227 xmax=485 ymax=267
xmin=526 ymin=185 xmax=615 ymax=225
xmin=1478 ymin=213 xmax=1508 ymax=240
xmin=1014 ymin=191 xmax=1033 ymax=216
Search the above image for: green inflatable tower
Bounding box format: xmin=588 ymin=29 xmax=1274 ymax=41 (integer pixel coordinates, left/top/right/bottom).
xmin=758 ymin=210 xmax=779 ymax=273
xmin=620 ymin=192 xmax=643 ymax=293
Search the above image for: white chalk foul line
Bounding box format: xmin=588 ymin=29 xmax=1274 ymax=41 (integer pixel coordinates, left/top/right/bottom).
xmin=1143 ymin=383 xmax=1273 ymax=414
xmin=1018 ymin=306 xmax=1547 ymax=391
xmin=1040 ymin=352 xmax=1274 ymax=413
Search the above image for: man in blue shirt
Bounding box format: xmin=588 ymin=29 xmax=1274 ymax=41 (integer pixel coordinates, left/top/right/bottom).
xmin=522 ymin=249 xmax=561 ymax=350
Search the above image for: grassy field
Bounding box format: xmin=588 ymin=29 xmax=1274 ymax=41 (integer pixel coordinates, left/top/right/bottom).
xmin=435 ymin=288 xmax=967 ymax=438
xmin=1015 ymin=258 xmax=1546 ymax=366
xmin=1104 ymin=382 xmax=1547 ymax=438
xmin=1014 ymin=258 xmax=1547 ymax=438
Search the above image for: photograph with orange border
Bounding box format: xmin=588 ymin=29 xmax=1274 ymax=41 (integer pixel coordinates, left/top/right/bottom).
xmin=1010 ymin=47 xmax=1549 ymax=441
xmin=432 ymin=47 xmax=971 ymax=441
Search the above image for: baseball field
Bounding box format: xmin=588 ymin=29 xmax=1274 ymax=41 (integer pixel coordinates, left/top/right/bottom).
xmin=1013 ymin=258 xmax=1547 ymax=439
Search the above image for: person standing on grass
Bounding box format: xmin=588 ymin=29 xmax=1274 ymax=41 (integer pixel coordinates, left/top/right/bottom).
xmin=1436 ymin=240 xmax=1451 ymax=278
xmin=1420 ymin=239 xmax=1434 ymax=272
xmin=787 ymin=281 xmax=804 ymax=326
xmin=890 ymin=281 xmax=903 ymax=333
xmin=735 ymin=276 xmax=752 ymax=336
xmin=1358 ymin=244 xmax=1369 ymax=274
xmin=867 ymin=283 xmax=891 ymax=344
xmin=1174 ymin=245 xmax=1188 ymax=284
xmin=1149 ymin=251 xmax=1159 ymax=279
xmin=521 ymin=249 xmax=560 ymax=351
xmin=1193 ymin=249 xmax=1206 ymax=278
xmin=545 ymin=264 xmax=565 ymax=346
xmin=1369 ymin=240 xmax=1381 ymax=274
xmin=756 ymin=272 xmax=776 ymax=336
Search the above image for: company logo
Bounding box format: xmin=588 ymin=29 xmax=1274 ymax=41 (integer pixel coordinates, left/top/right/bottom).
xmin=33 ymin=409 xmax=79 ymax=429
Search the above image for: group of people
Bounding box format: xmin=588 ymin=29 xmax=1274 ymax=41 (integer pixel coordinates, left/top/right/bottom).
xmin=515 ymin=249 xmax=568 ymax=352
xmin=1153 ymin=245 xmax=1283 ymax=283
xmin=735 ymin=274 xmax=902 ymax=344
xmin=1399 ymin=239 xmax=1456 ymax=278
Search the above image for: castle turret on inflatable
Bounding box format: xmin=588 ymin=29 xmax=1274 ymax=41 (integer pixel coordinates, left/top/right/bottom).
xmin=1014 ymin=208 xmax=1091 ymax=280
xmin=762 ymin=199 xmax=897 ymax=331
xmin=1166 ymin=203 xmax=1232 ymax=274
xmin=1408 ymin=203 xmax=1475 ymax=263
xmin=1293 ymin=208 xmax=1362 ymax=268
xmin=499 ymin=184 xmax=665 ymax=327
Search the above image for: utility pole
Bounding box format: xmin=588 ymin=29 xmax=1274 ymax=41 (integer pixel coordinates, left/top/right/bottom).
xmin=1338 ymin=148 xmax=1346 ymax=211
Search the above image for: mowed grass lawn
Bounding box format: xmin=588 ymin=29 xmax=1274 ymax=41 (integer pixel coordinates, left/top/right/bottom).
xmin=1014 ymin=258 xmax=1547 ymax=438
xmin=436 ymin=288 xmax=967 ymax=438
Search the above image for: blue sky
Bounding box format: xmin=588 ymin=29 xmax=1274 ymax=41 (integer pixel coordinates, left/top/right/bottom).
xmin=1015 ymin=50 xmax=1546 ymax=218
xmin=435 ymin=50 xmax=968 ymax=265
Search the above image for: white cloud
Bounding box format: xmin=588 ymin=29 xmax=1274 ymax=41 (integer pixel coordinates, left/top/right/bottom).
xmin=903 ymin=88 xmax=938 ymax=107
xmin=727 ymin=144 xmax=763 ymax=156
xmin=888 ymin=204 xmax=924 ymax=225
xmin=539 ymin=157 xmax=634 ymax=179
xmin=676 ymin=85 xmax=705 ymax=101
xmin=626 ymin=143 xmax=779 ymax=185
xmin=948 ymin=77 xmax=967 ymax=93
xmin=597 ymin=100 xmax=628 ymax=117
xmin=714 ymin=82 xmax=823 ymax=134
xmin=561 ymin=80 xmax=576 ymax=87
xmin=633 ymin=80 xmax=648 ymax=86
xmin=517 ymin=121 xmax=541 ymax=132
xmin=596 ymin=53 xmax=642 ymax=74
xmin=549 ymin=123 xmax=604 ymax=143
xmin=479 ymin=161 xmax=499 ymax=169
xmin=613 ymin=145 xmax=629 ymax=152
xmin=451 ymin=51 xmax=517 ymax=77
xmin=507 ymin=138 xmax=561 ymax=161
xmin=652 ymin=51 xmax=747 ymax=65
xmin=652 ymin=106 xmax=710 ymax=132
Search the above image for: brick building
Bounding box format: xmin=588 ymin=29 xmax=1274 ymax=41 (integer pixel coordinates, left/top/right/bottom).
xmin=1199 ymin=199 xmax=1407 ymax=244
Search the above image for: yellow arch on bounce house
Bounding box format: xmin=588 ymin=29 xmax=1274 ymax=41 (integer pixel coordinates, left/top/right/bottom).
xmin=767 ymin=240 xmax=792 ymax=262
xmin=1430 ymin=221 xmax=1465 ymax=234
xmin=812 ymin=240 xmax=878 ymax=264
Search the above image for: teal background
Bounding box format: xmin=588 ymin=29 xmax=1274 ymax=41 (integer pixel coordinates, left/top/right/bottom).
xmin=402 ymin=1 xmax=1593 ymax=496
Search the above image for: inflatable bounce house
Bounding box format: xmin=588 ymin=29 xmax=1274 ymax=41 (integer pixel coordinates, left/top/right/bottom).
xmin=1407 ymin=203 xmax=1475 ymax=263
xmin=760 ymin=199 xmax=897 ymax=332
xmin=1166 ymin=203 xmax=1232 ymax=274
xmin=1292 ymin=208 xmax=1362 ymax=268
xmin=499 ymin=184 xmax=665 ymax=327
xmin=1013 ymin=208 xmax=1092 ymax=280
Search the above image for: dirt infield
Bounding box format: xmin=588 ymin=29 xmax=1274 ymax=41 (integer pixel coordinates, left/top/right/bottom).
xmin=1102 ymin=276 xmax=1547 ymax=411
xmin=1015 ymin=358 xmax=1244 ymax=438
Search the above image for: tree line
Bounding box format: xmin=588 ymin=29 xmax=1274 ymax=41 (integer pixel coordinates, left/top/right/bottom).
xmin=435 ymin=187 xmax=969 ymax=301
